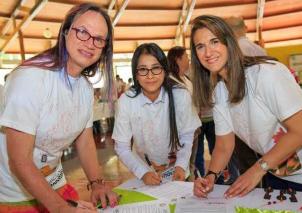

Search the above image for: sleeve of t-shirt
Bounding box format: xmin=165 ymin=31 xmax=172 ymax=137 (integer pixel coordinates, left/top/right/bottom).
xmin=0 ymin=67 xmax=47 ymax=135
xmin=257 ymin=62 xmax=302 ymax=122
xmin=85 ymin=87 xmax=94 ymax=129
xmin=112 ymin=94 xmax=133 ymax=142
xmin=213 ymin=82 xmax=233 ymax=136
xmin=112 ymin=94 xmax=150 ymax=179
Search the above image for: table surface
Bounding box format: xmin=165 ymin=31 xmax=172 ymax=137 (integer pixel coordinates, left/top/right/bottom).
xmin=100 ymin=178 xmax=302 ymax=213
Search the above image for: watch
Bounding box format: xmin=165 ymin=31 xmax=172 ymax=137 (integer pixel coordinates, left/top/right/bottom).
xmin=258 ymin=158 xmax=270 ymax=172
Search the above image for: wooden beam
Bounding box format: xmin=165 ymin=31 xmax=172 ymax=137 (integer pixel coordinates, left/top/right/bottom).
xmin=0 ymin=0 xmax=48 ymax=54
xmin=256 ymin=0 xmax=265 ymax=42
xmin=183 ymin=0 xmax=196 ymax=33
xmin=112 ymin=0 xmax=130 ymax=27
xmin=1 ymin=0 xmax=28 ymax=37
xmin=175 ymin=0 xmax=188 ymax=45
xmin=13 ymin=17 xmax=25 ymax=61
xmin=108 ymin=0 xmax=117 ymax=17
xmin=18 ymin=30 xmax=26 ymax=61
xmin=175 ymin=0 xmax=196 ymax=46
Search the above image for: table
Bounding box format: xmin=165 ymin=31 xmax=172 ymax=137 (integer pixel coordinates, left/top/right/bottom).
xmin=100 ymin=178 xmax=302 ymax=213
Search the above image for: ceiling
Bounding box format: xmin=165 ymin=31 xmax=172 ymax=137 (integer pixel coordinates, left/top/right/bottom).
xmin=0 ymin=0 xmax=302 ymax=57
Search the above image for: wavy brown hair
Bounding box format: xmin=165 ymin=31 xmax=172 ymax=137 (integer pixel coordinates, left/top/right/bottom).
xmin=167 ymin=46 xmax=187 ymax=84
xmin=190 ymin=15 xmax=275 ymax=109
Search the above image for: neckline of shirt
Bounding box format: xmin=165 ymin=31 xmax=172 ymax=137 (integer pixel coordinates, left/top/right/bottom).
xmin=140 ymin=87 xmax=165 ymax=106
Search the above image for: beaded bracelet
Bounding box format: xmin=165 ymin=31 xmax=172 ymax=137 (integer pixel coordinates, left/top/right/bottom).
xmin=87 ymin=178 xmax=104 ymax=191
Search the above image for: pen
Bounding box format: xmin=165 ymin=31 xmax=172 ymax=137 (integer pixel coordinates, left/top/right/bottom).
xmin=195 ymin=168 xmax=202 ymax=179
xmin=144 ymin=154 xmax=156 ymax=172
xmin=66 ymin=199 xmax=78 ymax=207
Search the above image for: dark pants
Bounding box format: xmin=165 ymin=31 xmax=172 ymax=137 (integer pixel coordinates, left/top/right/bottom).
xmin=263 ymin=172 xmax=302 ymax=191
xmin=93 ymin=120 xmax=101 ymax=135
xmin=234 ymin=136 xmax=259 ymax=174
xmin=195 ymin=121 xmax=215 ymax=176
xmin=195 ymin=120 xmax=239 ymax=184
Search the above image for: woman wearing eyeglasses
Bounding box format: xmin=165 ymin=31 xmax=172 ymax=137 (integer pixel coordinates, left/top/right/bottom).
xmin=112 ymin=43 xmax=201 ymax=185
xmin=0 ymin=3 xmax=118 ymax=213
xmin=191 ymin=15 xmax=302 ymax=199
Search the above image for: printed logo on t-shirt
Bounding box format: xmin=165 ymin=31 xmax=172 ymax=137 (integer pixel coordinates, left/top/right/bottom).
xmin=271 ymin=128 xmax=301 ymax=176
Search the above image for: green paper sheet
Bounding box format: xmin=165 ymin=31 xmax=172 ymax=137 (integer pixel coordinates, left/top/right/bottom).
xmin=235 ymin=206 xmax=297 ymax=213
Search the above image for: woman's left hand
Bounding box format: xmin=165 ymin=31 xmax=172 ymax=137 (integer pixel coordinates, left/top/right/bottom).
xmin=172 ymin=166 xmax=186 ymax=181
xmin=224 ymin=163 xmax=266 ymax=198
xmin=90 ymin=183 xmax=119 ymax=209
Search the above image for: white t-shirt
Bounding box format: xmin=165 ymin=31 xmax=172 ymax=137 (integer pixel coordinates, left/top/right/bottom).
xmin=0 ymin=67 xmax=93 ymax=202
xmin=214 ymin=61 xmax=302 ymax=183
xmin=0 ymin=84 xmax=4 ymax=102
xmin=112 ymin=87 xmax=201 ymax=179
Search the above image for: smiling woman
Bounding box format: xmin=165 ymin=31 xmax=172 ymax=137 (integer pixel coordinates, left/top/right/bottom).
xmin=0 ymin=3 xmax=118 ymax=213
xmin=190 ymin=15 xmax=302 ymax=199
xmin=112 ymin=43 xmax=201 ymax=186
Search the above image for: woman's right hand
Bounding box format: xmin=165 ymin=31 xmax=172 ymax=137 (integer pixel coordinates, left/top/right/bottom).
xmin=193 ymin=175 xmax=215 ymax=198
xmin=142 ymin=171 xmax=162 ymax=185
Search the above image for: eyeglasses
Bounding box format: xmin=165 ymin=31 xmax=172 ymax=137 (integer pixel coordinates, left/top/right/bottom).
xmin=136 ymin=66 xmax=163 ymax=76
xmin=71 ymin=27 xmax=106 ymax=49
xmin=195 ymin=38 xmax=221 ymax=53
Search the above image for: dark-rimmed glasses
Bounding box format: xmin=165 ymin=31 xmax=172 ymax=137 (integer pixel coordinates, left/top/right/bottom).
xmin=136 ymin=66 xmax=163 ymax=76
xmin=71 ymin=27 xmax=106 ymax=49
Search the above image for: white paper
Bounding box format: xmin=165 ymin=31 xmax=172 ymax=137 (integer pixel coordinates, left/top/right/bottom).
xmin=135 ymin=181 xmax=193 ymax=202
xmin=115 ymin=179 xmax=302 ymax=212
xmin=99 ymin=200 xmax=169 ymax=213
xmin=116 ymin=178 xmax=146 ymax=190
xmin=175 ymin=195 xmax=228 ymax=213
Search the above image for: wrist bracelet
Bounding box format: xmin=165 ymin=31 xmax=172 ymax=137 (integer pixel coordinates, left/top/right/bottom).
xmin=87 ymin=178 xmax=104 ymax=191
xmin=205 ymin=170 xmax=220 ymax=182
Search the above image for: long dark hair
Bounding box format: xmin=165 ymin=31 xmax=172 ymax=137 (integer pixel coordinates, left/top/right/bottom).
xmin=20 ymin=3 xmax=113 ymax=97
xmin=130 ymin=43 xmax=183 ymax=152
xmin=167 ymin=46 xmax=187 ymax=84
xmin=190 ymin=15 xmax=275 ymax=109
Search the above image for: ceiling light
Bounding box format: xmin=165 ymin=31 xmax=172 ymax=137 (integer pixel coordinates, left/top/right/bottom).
xmin=43 ymin=27 xmax=52 ymax=39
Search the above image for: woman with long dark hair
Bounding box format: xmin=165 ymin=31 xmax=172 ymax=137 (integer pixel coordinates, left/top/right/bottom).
xmin=191 ymin=15 xmax=302 ymax=198
xmin=0 ymin=3 xmax=117 ymax=212
xmin=113 ymin=43 xmax=200 ymax=185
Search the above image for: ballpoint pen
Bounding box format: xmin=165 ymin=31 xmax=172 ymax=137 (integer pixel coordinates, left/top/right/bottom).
xmin=195 ymin=168 xmax=202 ymax=179
xmin=66 ymin=199 xmax=78 ymax=207
xmin=144 ymin=153 xmax=162 ymax=183
xmin=144 ymin=153 xmax=156 ymax=172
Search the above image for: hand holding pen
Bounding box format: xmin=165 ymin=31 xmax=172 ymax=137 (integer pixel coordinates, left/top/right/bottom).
xmin=142 ymin=154 xmax=162 ymax=185
xmin=66 ymin=195 xmax=122 ymax=212
xmin=193 ymin=169 xmax=215 ymax=198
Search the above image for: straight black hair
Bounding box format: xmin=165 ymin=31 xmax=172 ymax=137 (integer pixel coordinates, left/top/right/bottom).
xmin=130 ymin=43 xmax=183 ymax=152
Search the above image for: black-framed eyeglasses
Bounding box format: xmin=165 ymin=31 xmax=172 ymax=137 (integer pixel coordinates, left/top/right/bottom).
xmin=136 ymin=66 xmax=163 ymax=76
xmin=71 ymin=27 xmax=106 ymax=49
